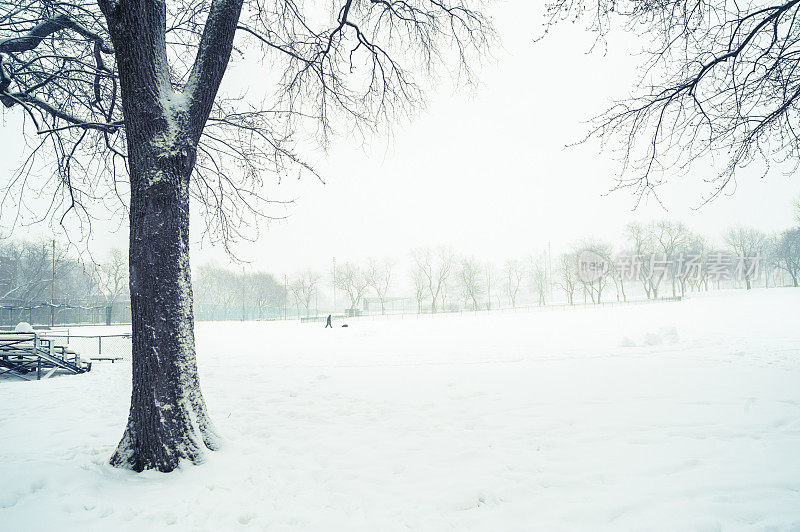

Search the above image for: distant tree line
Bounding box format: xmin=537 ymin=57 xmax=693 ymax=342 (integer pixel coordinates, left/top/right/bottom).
xmin=2 ymin=210 xmax=798 ymax=324
xmin=329 ymin=213 xmax=800 ymax=314
xmin=0 ymin=241 xmax=128 ymax=325
xmin=192 ymin=265 xmax=286 ymax=320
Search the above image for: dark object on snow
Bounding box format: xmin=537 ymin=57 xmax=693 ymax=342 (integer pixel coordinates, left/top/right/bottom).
xmin=325 ymin=314 xmax=332 ymax=328
xmin=341 ymin=324 xmax=349 ymax=328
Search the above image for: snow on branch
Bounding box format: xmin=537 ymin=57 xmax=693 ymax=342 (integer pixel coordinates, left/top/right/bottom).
xmin=0 ymin=14 xmax=112 ymax=55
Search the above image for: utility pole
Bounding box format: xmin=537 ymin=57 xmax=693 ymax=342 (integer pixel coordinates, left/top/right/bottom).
xmin=50 ymin=240 xmax=55 ymax=327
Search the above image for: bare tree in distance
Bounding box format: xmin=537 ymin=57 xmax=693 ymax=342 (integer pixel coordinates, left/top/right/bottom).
xmin=577 ymin=240 xmax=613 ymax=304
xmin=247 ymin=271 xmax=284 ymax=319
xmin=411 ymin=267 xmax=427 ymax=314
xmin=94 ymin=248 xmax=128 ymax=325
xmin=542 ymin=0 xmax=800 ymax=203
xmin=625 ymin=221 xmax=659 ymax=299
xmin=529 ymin=251 xmax=549 ymax=306
xmin=795 ymin=197 xmax=800 ymax=224
xmin=503 ymin=259 xmax=524 ymax=308
xmin=725 ymin=226 xmax=767 ymax=290
xmin=606 ymin=252 xmax=626 ymax=303
xmin=555 ymin=251 xmax=578 ymax=305
xmin=458 ymin=256 xmax=483 ymax=310
xmin=673 ymin=233 xmax=707 ymax=296
xmin=775 ymin=228 xmax=800 ymax=287
xmin=194 ymin=265 xmax=239 ymax=319
xmin=0 ymin=240 xmax=106 ymax=322
xmin=290 ymin=270 xmax=318 ymax=318
xmin=412 ymin=247 xmax=455 ymax=313
xmin=365 ymin=258 xmax=393 ymax=315
xmin=0 ymin=241 xmax=53 ymax=304
xmin=761 ymin=234 xmax=780 ymax=288
xmin=334 ymin=262 xmax=369 ymax=313
xmin=483 ymin=262 xmax=495 ymax=310
xmin=0 ymin=0 xmax=494 ymax=472
xmin=653 ymin=220 xmax=691 ymax=298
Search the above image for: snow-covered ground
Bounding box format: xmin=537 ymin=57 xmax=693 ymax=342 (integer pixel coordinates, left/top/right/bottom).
xmin=1 ymin=289 xmax=799 ymax=530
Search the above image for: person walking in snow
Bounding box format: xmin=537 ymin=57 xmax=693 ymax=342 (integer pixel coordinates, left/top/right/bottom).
xmin=325 ymin=314 xmax=332 ymax=328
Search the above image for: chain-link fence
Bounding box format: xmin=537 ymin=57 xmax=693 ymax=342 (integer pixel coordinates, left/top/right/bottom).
xmin=41 ymin=332 xmax=132 ymax=361
xmin=0 ymin=302 xmax=131 ymax=328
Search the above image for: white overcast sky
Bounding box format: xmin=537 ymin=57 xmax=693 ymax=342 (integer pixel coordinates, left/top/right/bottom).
xmin=1 ymin=1 xmax=798 ymax=274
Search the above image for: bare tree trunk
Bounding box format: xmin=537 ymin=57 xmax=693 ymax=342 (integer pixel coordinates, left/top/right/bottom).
xmin=111 ymin=152 xmax=219 ymax=472
xmin=101 ymin=0 xmax=241 ymax=472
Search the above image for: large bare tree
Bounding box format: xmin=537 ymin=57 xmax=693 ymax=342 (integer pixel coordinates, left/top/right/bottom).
xmin=0 ymin=0 xmax=493 ymax=472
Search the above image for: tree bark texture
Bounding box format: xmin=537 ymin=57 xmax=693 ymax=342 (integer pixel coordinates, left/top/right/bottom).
xmin=100 ymin=0 xmax=242 ymax=472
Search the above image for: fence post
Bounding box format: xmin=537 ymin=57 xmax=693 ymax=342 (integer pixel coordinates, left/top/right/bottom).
xmin=34 ymin=335 xmax=41 ymax=380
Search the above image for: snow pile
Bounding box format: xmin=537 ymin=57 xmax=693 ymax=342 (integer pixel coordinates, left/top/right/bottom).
xmin=13 ymin=322 xmax=34 ymax=333
xmin=1 ymin=289 xmax=799 ymax=530
xmin=619 ymin=326 xmax=680 ymax=347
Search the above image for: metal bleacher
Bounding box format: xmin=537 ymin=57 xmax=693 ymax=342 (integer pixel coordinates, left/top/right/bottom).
xmin=0 ymin=331 xmax=91 ymax=381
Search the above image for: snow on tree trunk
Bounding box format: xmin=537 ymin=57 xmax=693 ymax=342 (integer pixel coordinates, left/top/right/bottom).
xmin=110 ymin=148 xmax=219 ymax=472
xmin=100 ymin=0 xmax=242 ymax=472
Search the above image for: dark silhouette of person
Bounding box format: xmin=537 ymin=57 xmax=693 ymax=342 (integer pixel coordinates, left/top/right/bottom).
xmin=325 ymin=314 xmax=332 ymax=328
